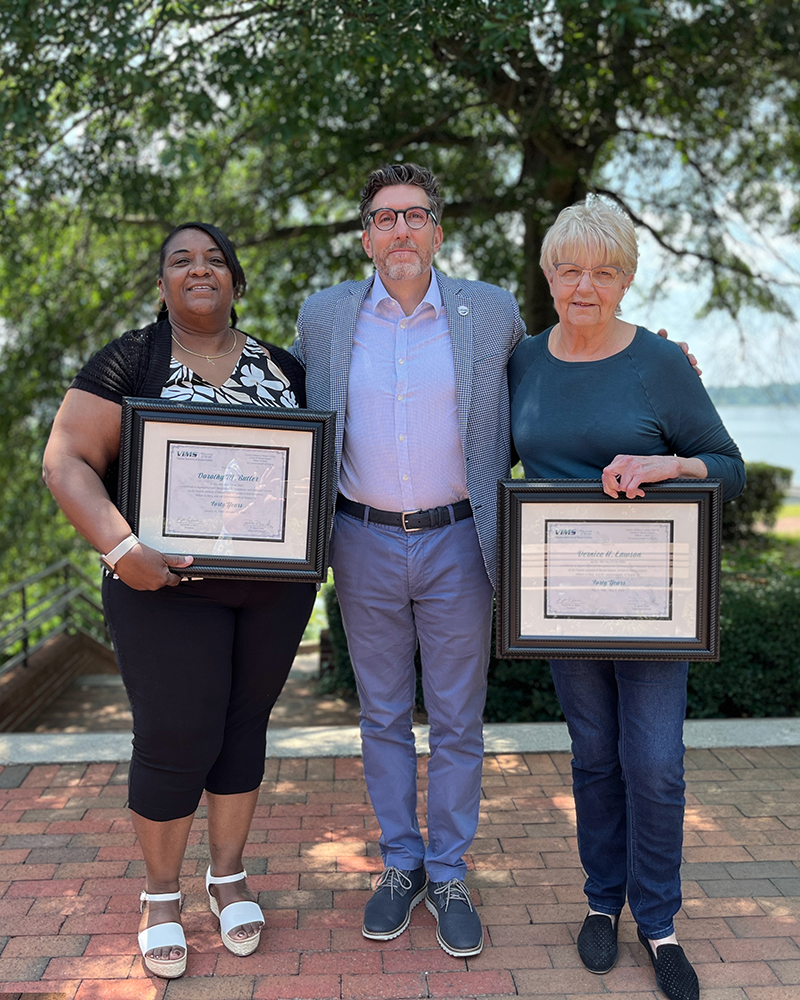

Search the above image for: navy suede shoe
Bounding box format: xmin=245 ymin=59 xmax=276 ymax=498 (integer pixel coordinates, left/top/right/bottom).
xmin=362 ymin=867 xmax=427 ymax=940
xmin=638 ymin=928 xmax=699 ymax=1000
xmin=577 ymin=913 xmax=619 ymax=973
xmin=425 ymin=879 xmax=483 ymax=957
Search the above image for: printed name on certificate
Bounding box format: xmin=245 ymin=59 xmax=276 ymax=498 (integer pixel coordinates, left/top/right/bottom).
xmin=163 ymin=441 xmax=289 ymax=542
xmin=544 ymin=519 xmax=673 ymax=620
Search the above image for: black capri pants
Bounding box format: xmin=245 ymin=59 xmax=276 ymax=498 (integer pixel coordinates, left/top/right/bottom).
xmin=102 ymin=574 xmax=316 ymax=822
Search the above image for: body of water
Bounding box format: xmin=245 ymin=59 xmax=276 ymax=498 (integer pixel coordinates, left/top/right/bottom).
xmin=715 ymin=404 xmax=800 ymax=488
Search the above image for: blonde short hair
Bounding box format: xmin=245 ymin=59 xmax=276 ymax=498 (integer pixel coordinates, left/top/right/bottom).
xmin=540 ymin=197 xmax=638 ymax=275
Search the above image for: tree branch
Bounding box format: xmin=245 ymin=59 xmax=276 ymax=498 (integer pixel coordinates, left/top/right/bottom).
xmin=594 ymin=187 xmax=800 ymax=290
xmin=616 ymin=126 xmax=717 ymax=186
xmin=243 ymin=218 xmax=362 ymax=245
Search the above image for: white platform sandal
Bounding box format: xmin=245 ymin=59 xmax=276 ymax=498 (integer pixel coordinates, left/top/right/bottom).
xmin=205 ymin=866 xmax=265 ymax=956
xmin=137 ymin=889 xmax=186 ymax=979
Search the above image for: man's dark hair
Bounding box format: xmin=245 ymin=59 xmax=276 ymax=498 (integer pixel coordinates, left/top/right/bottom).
xmin=359 ymin=163 xmax=444 ymax=229
xmin=157 ymin=222 xmax=246 ymax=326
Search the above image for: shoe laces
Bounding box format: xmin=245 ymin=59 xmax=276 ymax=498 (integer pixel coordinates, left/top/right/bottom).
xmin=375 ymin=866 xmax=413 ymax=899
xmin=433 ymin=879 xmax=474 ymax=912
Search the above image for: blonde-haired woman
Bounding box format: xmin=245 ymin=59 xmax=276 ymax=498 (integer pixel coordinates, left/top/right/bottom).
xmin=509 ymin=197 xmax=745 ymax=1000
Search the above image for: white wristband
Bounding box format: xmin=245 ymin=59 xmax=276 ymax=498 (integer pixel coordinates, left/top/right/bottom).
xmin=101 ymin=533 xmax=139 ymax=569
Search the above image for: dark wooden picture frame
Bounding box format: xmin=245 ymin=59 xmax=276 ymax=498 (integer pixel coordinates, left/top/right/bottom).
xmin=496 ymin=479 xmax=722 ymax=660
xmin=119 ymin=398 xmax=335 ymax=582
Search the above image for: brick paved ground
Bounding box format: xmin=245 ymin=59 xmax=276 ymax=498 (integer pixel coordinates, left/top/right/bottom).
xmin=1 ymin=747 xmax=800 ymax=999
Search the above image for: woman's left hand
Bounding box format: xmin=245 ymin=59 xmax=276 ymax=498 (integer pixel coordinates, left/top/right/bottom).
xmin=602 ymin=454 xmax=708 ymax=498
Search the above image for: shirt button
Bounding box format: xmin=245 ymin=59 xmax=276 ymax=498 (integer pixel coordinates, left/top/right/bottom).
xmin=398 ymin=358 xmax=405 ymax=365
xmin=399 ymin=435 xmax=405 ymax=441
xmin=400 ymin=322 xmax=406 ymax=329
xmin=397 ymin=394 xmax=403 ymax=401
xmin=402 ymin=475 xmax=409 ymax=481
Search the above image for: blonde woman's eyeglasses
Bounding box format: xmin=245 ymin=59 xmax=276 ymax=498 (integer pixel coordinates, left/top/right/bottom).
xmin=553 ymin=263 xmax=625 ymax=287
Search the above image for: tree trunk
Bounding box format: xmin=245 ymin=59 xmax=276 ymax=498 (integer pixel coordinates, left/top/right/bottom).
xmin=521 ymin=214 xmax=557 ymax=336
xmin=519 ymin=139 xmax=589 ymax=336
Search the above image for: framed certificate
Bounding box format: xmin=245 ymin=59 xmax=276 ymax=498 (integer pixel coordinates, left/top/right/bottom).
xmin=496 ymin=480 xmax=723 ymax=660
xmin=118 ymin=398 xmax=336 ymax=581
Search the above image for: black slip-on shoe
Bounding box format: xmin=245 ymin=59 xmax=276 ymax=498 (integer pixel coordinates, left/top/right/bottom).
xmin=577 ymin=912 xmax=620 ymax=974
xmin=362 ymin=866 xmax=427 ymax=940
xmin=425 ymin=879 xmax=483 ymax=957
xmin=638 ymin=927 xmax=699 ymax=1000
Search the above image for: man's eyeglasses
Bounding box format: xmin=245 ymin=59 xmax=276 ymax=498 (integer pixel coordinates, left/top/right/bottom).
xmin=366 ymin=207 xmax=438 ymax=231
xmin=553 ymin=263 xmax=626 ymax=287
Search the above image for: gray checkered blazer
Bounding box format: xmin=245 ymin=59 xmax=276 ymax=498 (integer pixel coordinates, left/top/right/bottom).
xmin=294 ymin=270 xmax=525 ymax=587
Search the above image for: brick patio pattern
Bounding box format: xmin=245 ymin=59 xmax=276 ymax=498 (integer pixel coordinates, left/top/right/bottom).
xmin=1 ymin=746 xmax=800 ymax=999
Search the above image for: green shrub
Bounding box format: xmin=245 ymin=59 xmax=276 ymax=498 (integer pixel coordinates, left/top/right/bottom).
xmin=483 ymin=653 xmax=563 ymax=722
xmin=722 ymin=462 xmax=793 ymax=542
xmin=319 ymin=583 xmax=358 ymax=695
xmin=687 ymin=573 xmax=800 ymax=717
xmin=322 ymin=570 xmax=800 ymax=722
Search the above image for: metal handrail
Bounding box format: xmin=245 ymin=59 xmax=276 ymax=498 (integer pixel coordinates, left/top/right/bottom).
xmin=0 ymin=559 xmax=72 ymax=599
xmin=0 ymin=560 xmax=110 ymax=679
xmin=1 ymin=582 xmax=74 ymax=636
xmin=0 ymin=622 xmax=71 ymax=675
xmin=1 ymin=586 xmax=93 ymax=654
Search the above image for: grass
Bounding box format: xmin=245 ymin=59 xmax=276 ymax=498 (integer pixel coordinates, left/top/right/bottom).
xmin=720 ymin=499 xmax=800 ymax=579
xmin=722 ymin=530 xmax=800 ymax=579
xmin=778 ymin=503 xmax=800 ymax=535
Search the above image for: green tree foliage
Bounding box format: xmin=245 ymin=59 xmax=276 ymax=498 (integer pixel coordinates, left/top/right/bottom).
xmin=1 ymin=0 xmax=799 ymax=575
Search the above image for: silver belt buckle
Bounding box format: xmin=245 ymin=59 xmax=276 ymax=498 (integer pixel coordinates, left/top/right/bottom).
xmin=401 ymin=509 xmax=422 ymax=532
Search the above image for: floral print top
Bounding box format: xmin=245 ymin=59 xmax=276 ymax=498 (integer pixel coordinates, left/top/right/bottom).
xmin=161 ymin=335 xmax=298 ymax=408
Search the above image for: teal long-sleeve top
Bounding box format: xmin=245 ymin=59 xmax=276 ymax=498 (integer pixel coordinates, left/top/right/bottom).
xmin=508 ymin=326 xmax=746 ymax=502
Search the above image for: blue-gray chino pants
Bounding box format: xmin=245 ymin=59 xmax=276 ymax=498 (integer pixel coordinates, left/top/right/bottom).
xmin=329 ymin=509 xmax=493 ymax=882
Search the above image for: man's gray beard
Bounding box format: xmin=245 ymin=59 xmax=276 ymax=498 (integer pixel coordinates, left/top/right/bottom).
xmin=383 ymin=262 xmax=419 ymax=281
xmin=381 ymin=255 xmax=430 ymax=282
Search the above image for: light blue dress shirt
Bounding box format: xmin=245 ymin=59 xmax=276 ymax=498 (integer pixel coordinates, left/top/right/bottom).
xmin=338 ymin=270 xmax=469 ymax=511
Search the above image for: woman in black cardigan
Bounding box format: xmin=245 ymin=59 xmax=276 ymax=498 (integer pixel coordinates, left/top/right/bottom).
xmin=43 ymin=223 xmax=315 ymax=979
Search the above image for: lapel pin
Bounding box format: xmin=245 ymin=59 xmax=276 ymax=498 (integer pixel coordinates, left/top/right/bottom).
xmin=457 ymin=305 xmax=470 ymax=316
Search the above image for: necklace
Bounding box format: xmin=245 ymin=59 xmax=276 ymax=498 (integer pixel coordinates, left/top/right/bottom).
xmin=171 ymin=330 xmax=237 ymax=365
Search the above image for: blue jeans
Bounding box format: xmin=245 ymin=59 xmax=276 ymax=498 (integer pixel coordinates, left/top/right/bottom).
xmin=549 ymin=658 xmax=688 ymax=939
xmin=330 ymin=510 xmax=493 ymax=882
